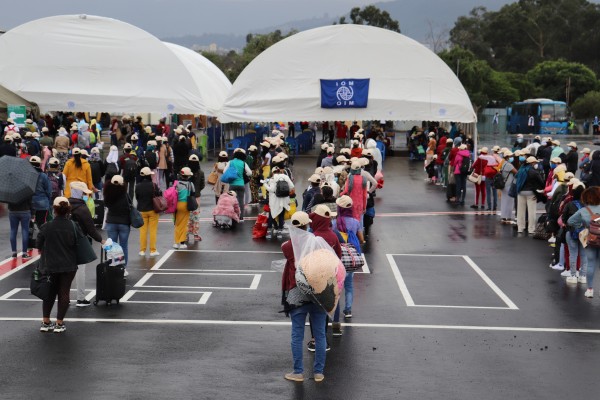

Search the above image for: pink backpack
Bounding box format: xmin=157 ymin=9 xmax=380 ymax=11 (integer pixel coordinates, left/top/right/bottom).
xmin=163 ymin=180 xmax=179 ymax=214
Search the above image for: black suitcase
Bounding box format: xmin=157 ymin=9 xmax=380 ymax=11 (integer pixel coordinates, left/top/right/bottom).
xmin=94 ymin=251 xmax=126 ymax=306
xmin=93 ymin=199 xmax=105 ymax=226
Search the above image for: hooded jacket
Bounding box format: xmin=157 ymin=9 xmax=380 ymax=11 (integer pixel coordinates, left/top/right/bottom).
xmin=32 ymin=168 xmax=51 ymax=211
xmin=365 ymin=138 xmax=383 ymax=171
xmin=435 ymin=137 xmax=448 ymax=165
xmin=62 ymin=158 xmax=93 ymax=197
xmin=308 ymin=213 xmax=342 ymax=258
xmin=212 ymin=192 xmax=241 ymax=222
xmin=453 ymin=149 xmax=471 ymax=175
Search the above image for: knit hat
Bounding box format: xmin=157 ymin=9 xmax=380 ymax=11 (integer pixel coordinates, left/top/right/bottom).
xmin=336 ymin=195 xmax=353 ymax=208
xmin=70 ymin=181 xmax=92 ymax=194
xmin=291 ymin=211 xmax=311 ymax=227
xmin=140 ymin=167 xmax=155 ymax=176
xmin=313 ymin=204 xmax=337 ymax=218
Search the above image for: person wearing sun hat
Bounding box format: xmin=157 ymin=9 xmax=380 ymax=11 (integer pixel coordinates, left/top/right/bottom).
xmin=564 ymin=141 xmax=578 ymax=174
xmin=515 ymin=156 xmax=544 ymax=234
xmin=186 ymin=153 xmax=205 ymax=242
xmin=62 ymin=146 xmax=94 ymax=198
xmin=303 ymin=174 xmax=322 ymax=212
xmin=135 ymin=167 xmax=160 ymax=257
xmin=211 ymin=150 xmax=230 ymax=204
xmin=498 ymin=150 xmax=518 ymax=224
xmin=340 ymin=160 xmax=368 ymax=220
xmin=549 ymin=138 xmax=564 ymax=161
xmin=579 ymin=148 xmax=592 ymax=182
xmin=173 ymin=167 xmax=195 ymax=249
xmin=45 ymin=157 xmax=65 ymax=206
xmin=451 ymin=143 xmax=471 ymax=205
xmin=104 ymin=174 xmax=132 ymax=271
xmin=560 ymin=179 xmax=588 ymax=285
xmin=265 ymin=166 xmax=294 ymax=240
xmin=28 ymin=156 xmax=52 ymax=228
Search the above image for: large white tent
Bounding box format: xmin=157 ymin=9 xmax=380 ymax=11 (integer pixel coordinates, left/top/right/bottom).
xmin=218 ymin=24 xmax=476 ymax=123
xmin=0 ymin=15 xmax=223 ymax=115
xmin=163 ymin=42 xmax=232 ymax=117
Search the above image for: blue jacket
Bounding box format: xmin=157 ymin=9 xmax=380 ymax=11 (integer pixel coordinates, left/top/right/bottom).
xmin=32 ymin=170 xmax=51 ymax=211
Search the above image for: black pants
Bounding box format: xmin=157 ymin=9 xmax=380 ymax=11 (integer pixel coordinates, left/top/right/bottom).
xmin=268 ymin=212 xmax=285 ymax=230
xmin=43 ymin=271 xmax=76 ymax=320
xmin=34 ymin=210 xmax=48 ymax=228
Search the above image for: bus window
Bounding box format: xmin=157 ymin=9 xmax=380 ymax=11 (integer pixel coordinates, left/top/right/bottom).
xmin=540 ymin=104 xmax=554 ymax=121
xmin=555 ymin=103 xmax=567 ymax=121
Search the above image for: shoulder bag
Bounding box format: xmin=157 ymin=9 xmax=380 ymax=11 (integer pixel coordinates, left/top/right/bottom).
xmin=207 ymin=163 xmax=219 ymax=185
xmin=72 ymin=221 xmax=97 ymax=265
xmin=127 ymin=194 xmax=144 ymax=229
xmin=186 ymin=182 xmax=198 ymax=211
xmin=30 ymin=264 xmax=54 ymax=301
xmin=152 ymin=184 xmax=168 ymax=213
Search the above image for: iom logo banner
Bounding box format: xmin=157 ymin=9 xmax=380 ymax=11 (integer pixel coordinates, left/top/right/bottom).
xmin=320 ymin=79 xmax=370 ymax=109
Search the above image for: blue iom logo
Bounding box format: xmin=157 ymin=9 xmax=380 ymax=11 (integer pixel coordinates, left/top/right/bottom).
xmin=320 ymin=79 xmax=370 ymax=109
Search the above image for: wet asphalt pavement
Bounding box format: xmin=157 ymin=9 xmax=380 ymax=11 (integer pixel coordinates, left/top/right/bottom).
xmin=0 ymin=151 xmax=599 ymax=399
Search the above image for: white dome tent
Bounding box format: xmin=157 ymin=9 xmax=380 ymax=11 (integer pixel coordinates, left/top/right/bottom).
xmin=0 ymin=15 xmax=221 ymax=114
xmin=218 ymin=24 xmax=476 ymax=124
xmin=162 ymin=42 xmax=232 ymax=117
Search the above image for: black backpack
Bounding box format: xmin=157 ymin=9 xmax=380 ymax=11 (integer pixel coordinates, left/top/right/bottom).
xmin=275 ymin=178 xmax=290 ymax=197
xmin=144 ymin=150 xmax=157 ymax=170
xmin=89 ymin=160 xmax=103 ymax=184
xmin=459 ymin=155 xmax=472 ymax=175
xmin=122 ymin=157 xmax=138 ymax=181
xmin=105 ymin=162 xmax=118 ymax=182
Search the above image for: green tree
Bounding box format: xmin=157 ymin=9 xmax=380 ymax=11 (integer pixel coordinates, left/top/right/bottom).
xmin=337 ymin=5 xmax=401 ymax=32
xmin=570 ymin=91 xmax=600 ymax=119
xmin=526 ymin=59 xmax=598 ymax=104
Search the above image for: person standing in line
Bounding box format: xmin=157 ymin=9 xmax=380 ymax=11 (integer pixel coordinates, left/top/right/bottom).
xmin=212 ymin=151 xmax=231 ymax=204
xmin=29 ymin=156 xmax=52 ymax=228
xmin=499 ymin=151 xmax=517 ymax=223
xmin=266 ymin=167 xmax=294 ymax=240
xmin=135 ymin=167 xmax=160 ymax=257
xmin=223 ymin=148 xmax=252 ymax=222
xmin=118 ymin=144 xmax=138 ymax=200
xmin=62 ymin=147 xmax=94 ymax=198
xmin=36 ymin=197 xmax=79 ymax=333
xmin=452 ymin=144 xmax=471 ymax=206
xmin=103 ymin=175 xmax=131 ymax=275
xmin=187 ymin=154 xmax=205 ymax=242
xmin=516 ymin=157 xmax=544 ymax=234
xmin=173 ymin=167 xmax=195 ymax=249
xmin=68 ymin=181 xmax=104 ymax=307
xmin=335 ymin=121 xmax=348 ymax=149
xmin=282 ymin=211 xmax=327 ymax=383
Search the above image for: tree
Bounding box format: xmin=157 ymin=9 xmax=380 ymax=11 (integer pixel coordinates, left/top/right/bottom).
xmin=570 ymin=91 xmax=600 ymax=119
xmin=337 ymin=5 xmax=400 ymax=32
xmin=526 ymin=59 xmax=598 ymax=104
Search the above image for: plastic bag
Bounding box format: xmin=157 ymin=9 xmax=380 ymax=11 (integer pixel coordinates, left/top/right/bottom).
xmin=375 ymin=170 xmax=384 ymax=189
xmin=103 ymin=239 xmax=125 ymax=266
xmin=289 ymin=226 xmax=345 ymax=317
xmin=271 ymin=259 xmax=286 ymax=273
xmin=252 ymin=212 xmax=269 ymax=239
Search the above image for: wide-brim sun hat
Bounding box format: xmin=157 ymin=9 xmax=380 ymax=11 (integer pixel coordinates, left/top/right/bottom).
xmin=189 ymin=154 xmax=199 ymax=162
xmin=72 ymin=147 xmax=81 ymax=155
xmin=479 ymin=147 xmax=488 ymax=154
xmin=551 ymin=157 xmax=562 ymax=164
xmin=123 ymin=143 xmax=132 ymax=150
xmin=248 ymin=145 xmax=257 ymax=151
xmin=336 ymin=155 xmax=348 ymax=163
xmin=567 ymin=142 xmax=577 ymax=148
xmin=321 ymin=143 xmax=329 ymax=151
xmin=580 ymin=148 xmax=591 ymax=154
xmin=351 ymin=161 xmax=362 ymax=170
xmin=526 ymin=156 xmax=539 ymax=164
xmin=29 ymin=156 xmax=42 ymax=164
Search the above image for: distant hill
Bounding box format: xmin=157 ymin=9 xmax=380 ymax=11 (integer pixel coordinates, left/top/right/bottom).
xmin=163 ymin=0 xmax=511 ymax=51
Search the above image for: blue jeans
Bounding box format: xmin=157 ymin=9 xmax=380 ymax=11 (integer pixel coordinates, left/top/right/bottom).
xmin=105 ymin=223 xmax=130 ymax=266
xmin=485 ymin=179 xmax=498 ymax=209
xmin=584 ymin=247 xmax=600 ymax=289
xmin=455 ymin=174 xmax=467 ymax=203
xmin=566 ymin=234 xmax=587 ymax=276
xmin=9 ymin=211 xmax=30 ymax=253
xmin=334 ymin=272 xmax=355 ymax=323
xmin=290 ymin=303 xmax=327 ymax=374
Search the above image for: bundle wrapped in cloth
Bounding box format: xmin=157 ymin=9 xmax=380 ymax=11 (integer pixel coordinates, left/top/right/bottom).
xmin=290 ymin=226 xmax=345 ymax=317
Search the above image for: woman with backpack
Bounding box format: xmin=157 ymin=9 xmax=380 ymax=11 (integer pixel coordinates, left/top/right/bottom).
xmin=265 ymin=166 xmax=294 ymax=240
xmin=562 ymin=180 xmax=587 ymax=285
xmin=567 ymin=186 xmax=600 ymax=298
xmin=173 ymin=167 xmax=195 ymax=249
xmin=223 ymin=148 xmax=252 ymax=222
xmin=62 ymin=147 xmax=93 ymax=198
xmin=187 ymin=154 xmax=205 ymax=241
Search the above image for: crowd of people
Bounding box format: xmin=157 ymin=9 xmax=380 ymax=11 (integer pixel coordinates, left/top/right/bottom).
xmin=422 ymin=128 xmax=599 ymax=299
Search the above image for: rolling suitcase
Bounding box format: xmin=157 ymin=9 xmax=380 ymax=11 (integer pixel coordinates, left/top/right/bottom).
xmin=94 ymin=250 xmax=126 ymax=306
xmin=93 ymin=199 xmax=105 ymax=226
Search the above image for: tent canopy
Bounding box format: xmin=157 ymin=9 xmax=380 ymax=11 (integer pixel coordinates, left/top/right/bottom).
xmin=0 ymin=15 xmax=227 ymax=115
xmin=163 ymin=42 xmax=232 ymax=117
xmin=0 ymin=84 xmax=36 ymax=109
xmin=218 ymin=24 xmax=476 ymax=123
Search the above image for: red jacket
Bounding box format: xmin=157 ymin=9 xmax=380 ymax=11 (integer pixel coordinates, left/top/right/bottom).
xmin=335 ymin=122 xmax=348 ymax=139
xmin=350 ymin=147 xmax=363 ymax=158
xmin=436 ymin=137 xmax=448 ymax=165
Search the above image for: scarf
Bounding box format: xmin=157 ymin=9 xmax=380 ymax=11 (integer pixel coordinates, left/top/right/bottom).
xmin=515 ymin=165 xmax=531 ymax=193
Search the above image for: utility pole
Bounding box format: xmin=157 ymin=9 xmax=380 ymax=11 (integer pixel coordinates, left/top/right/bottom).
xmin=566 ymin=77 xmax=571 ymax=104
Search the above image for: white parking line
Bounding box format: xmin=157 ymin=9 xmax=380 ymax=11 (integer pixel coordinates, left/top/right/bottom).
xmin=120 ymin=290 xmax=212 ymax=305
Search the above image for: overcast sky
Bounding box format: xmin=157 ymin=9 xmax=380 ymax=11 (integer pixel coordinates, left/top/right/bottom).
xmin=0 ymin=0 xmax=385 ymax=37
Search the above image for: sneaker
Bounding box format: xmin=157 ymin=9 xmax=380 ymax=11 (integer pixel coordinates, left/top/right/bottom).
xmin=150 ymin=251 xmax=160 ymax=257
xmin=139 ymin=251 xmax=146 ymax=256
xmin=266 ymin=230 xmax=273 ymax=240
xmin=314 ymin=373 xmax=325 ymax=382
xmin=179 ymin=244 xmax=188 ymax=250
xmin=332 ymin=322 xmax=343 ymax=337
xmin=343 ymin=309 xmax=352 ymax=319
xmin=470 ymin=204 xmax=479 ymax=209
xmin=124 ymin=269 xmax=129 ymax=277
xmin=53 ymin=323 xmax=66 ymax=333
xmin=21 ymin=253 xmax=31 ymax=260
xmin=276 ymin=230 xmax=283 ymax=240
xmin=306 ymin=340 xmax=330 ymax=352
xmin=551 ymin=263 xmax=564 ymax=270
xmin=566 ymin=276 xmax=578 ymax=284
xmin=172 ymin=244 xmax=179 ymax=249
xmin=284 ymin=373 xmax=304 ymax=382
xmin=11 ymin=252 xmax=17 ymax=258
xmin=548 ymin=236 xmax=556 ymax=243
xmin=560 ymin=269 xmax=571 ymax=277
xmin=585 ymin=288 xmax=594 ymax=298
xmin=76 ymin=299 xmax=91 ymax=307
xmin=194 ymin=235 xmax=202 ymax=242
xmin=578 ymin=276 xmax=587 ymax=284
xmin=40 ymin=322 xmax=54 ymax=332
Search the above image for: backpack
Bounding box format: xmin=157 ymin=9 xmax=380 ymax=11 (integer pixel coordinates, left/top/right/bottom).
xmin=163 ymin=180 xmax=179 ymax=214
xmin=459 ymin=155 xmax=471 ymax=175
xmin=144 ymin=150 xmax=158 ymax=170
xmin=275 ymin=178 xmax=290 ymax=198
xmin=105 ymin=162 xmax=118 ymax=182
xmin=89 ymin=131 xmax=96 ymax=145
xmin=47 ymin=172 xmax=61 ymax=199
xmin=493 ymin=172 xmax=507 ymax=189
xmin=585 ymin=206 xmax=600 ymax=248
xmin=122 ymin=156 xmax=138 ymax=182
xmin=26 ymin=139 xmax=38 ymax=156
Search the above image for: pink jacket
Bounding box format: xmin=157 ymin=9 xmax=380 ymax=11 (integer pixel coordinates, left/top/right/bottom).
xmin=212 ymin=193 xmax=241 ymax=222
xmin=452 ymin=149 xmax=471 ymax=175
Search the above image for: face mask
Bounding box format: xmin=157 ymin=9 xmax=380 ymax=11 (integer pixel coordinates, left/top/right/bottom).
xmin=82 ymin=195 xmax=89 ymax=202
xmin=517 ymin=138 xmax=523 ymax=143
xmin=508 ymin=157 xmax=514 ymax=163
xmin=147 ymin=145 xmax=155 ymax=151
xmin=519 ymin=156 xmax=526 ymax=162
xmin=551 ymin=163 xmax=557 ymax=169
